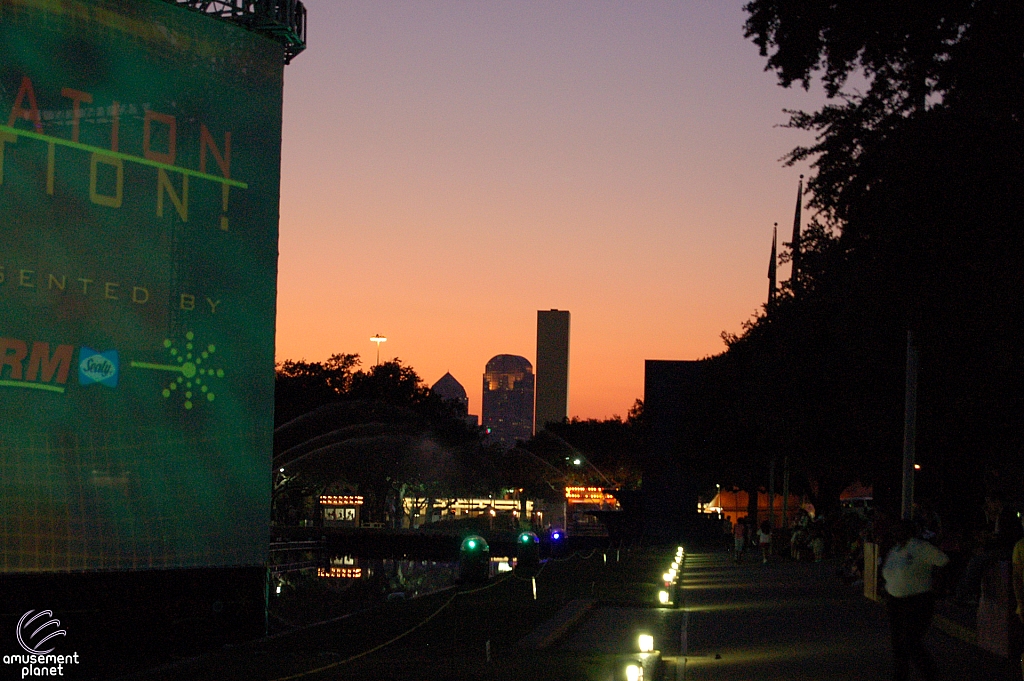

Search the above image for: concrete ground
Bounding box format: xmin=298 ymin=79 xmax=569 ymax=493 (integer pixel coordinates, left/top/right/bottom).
xmin=116 ymin=545 xmax=1020 ymax=680
xmin=503 ymin=547 xmax=1020 ymax=681
xmin=678 ymin=549 xmax=1019 ymax=680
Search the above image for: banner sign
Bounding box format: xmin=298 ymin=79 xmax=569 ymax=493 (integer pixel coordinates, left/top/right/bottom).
xmin=0 ymin=0 xmax=283 ymax=571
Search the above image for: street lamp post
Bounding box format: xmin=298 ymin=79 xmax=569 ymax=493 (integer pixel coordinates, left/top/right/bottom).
xmin=370 ymin=334 xmax=387 ymax=366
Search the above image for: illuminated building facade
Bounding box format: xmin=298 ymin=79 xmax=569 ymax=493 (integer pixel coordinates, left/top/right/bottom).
xmin=319 ymin=495 xmax=364 ymax=527
xmin=565 ymin=486 xmax=620 ymax=508
xmin=482 ymin=355 xmax=535 ymax=448
xmin=564 ymin=486 xmax=619 ymax=536
xmin=535 ymin=309 xmax=570 ymax=430
xmin=402 ymin=497 xmax=537 ymax=529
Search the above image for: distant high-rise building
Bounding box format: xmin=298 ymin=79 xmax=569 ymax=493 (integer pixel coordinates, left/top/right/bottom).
xmin=482 ymin=355 xmax=534 ymax=448
xmin=535 ymin=309 xmax=570 ymax=430
xmin=432 ymin=372 xmax=469 ymax=412
xmin=431 ymin=372 xmax=479 ymax=427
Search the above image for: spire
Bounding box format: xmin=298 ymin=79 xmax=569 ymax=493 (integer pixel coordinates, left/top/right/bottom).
xmin=768 ymin=223 xmax=778 ymax=303
xmin=790 ymin=175 xmax=803 ymax=291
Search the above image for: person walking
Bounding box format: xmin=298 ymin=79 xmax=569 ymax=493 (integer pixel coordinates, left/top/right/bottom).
xmin=881 ymin=519 xmax=949 ymax=681
xmin=733 ymin=517 xmax=747 ymax=563
xmin=758 ymin=520 xmax=772 ymax=563
xmin=1011 ymin=513 xmax=1024 ymax=678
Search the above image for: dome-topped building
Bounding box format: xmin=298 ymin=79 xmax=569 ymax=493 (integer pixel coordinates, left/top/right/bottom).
xmin=482 ymin=355 xmax=534 ymax=448
xmin=431 ymin=372 xmax=469 ymax=413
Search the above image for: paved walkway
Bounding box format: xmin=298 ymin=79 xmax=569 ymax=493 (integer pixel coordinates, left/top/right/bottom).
xmin=117 ymin=546 xmax=1019 ymax=680
xmin=677 ymin=550 xmax=1018 ymax=681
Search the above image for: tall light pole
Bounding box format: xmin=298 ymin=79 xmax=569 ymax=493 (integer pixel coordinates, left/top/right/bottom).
xmin=901 ymin=330 xmax=918 ymax=520
xmin=370 ymin=334 xmax=387 ymax=366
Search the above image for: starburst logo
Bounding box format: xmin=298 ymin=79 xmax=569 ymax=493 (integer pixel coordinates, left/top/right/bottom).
xmin=130 ymin=331 xmax=225 ymax=410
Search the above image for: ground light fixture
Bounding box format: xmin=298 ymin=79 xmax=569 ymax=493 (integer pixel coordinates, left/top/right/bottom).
xmin=658 ymin=590 xmax=670 ymax=604
xmin=638 ymin=634 xmax=654 ymax=653
xmin=625 ymin=664 xmax=643 ymax=681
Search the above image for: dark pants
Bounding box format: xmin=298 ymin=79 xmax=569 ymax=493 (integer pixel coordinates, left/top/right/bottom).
xmin=887 ymin=592 xmax=937 ymax=681
xmin=955 ymin=552 xmax=995 ymax=603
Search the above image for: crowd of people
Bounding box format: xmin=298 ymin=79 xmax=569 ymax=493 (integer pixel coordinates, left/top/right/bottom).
xmin=724 ymin=508 xmax=829 ymax=565
xmin=724 ymin=493 xmax=1024 ymax=680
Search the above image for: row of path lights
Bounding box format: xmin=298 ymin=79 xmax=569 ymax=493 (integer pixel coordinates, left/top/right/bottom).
xmin=628 ymin=546 xmax=685 ymax=680
xmin=658 ymin=545 xmax=684 ymax=605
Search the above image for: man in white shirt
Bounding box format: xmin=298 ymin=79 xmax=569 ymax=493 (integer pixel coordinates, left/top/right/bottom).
xmin=882 ymin=519 xmax=949 ymax=681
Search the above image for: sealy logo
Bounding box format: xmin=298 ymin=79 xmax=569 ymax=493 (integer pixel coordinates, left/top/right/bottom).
xmin=78 ymin=348 xmax=119 ymax=388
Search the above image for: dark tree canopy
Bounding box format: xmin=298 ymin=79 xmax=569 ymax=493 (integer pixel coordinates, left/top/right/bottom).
xmin=745 ymin=0 xmax=1023 ymax=109
xmin=273 ymin=358 xmax=495 ymax=521
xmin=274 ymin=353 xmax=360 ymax=426
xmin=745 ymin=0 xmax=1024 ymax=219
xmin=541 ymin=400 xmax=646 ymax=489
xmin=689 ymin=1 xmax=1024 ymax=518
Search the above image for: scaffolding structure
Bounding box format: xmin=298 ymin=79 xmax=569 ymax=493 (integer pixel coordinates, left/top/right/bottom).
xmin=163 ymin=0 xmax=307 ymax=62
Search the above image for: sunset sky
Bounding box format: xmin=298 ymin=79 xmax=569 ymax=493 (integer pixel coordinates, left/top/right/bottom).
xmin=275 ymin=1 xmax=825 ymax=420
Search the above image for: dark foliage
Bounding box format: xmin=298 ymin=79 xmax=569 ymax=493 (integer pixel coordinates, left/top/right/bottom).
xmin=542 ymin=400 xmax=646 ymax=489
xmin=274 ymin=353 xmax=360 ymax=427
xmin=688 ymin=2 xmax=1024 ymax=518
xmin=273 ymin=358 xmax=494 ymax=521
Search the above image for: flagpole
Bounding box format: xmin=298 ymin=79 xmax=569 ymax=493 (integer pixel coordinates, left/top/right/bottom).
xmin=791 ymin=175 xmax=803 ymax=292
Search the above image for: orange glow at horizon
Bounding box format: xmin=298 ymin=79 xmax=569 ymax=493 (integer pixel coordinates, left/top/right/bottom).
xmin=275 ymin=1 xmax=822 ymax=420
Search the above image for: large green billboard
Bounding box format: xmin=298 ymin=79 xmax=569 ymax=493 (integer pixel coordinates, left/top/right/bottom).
xmin=0 ymin=0 xmax=283 ymax=571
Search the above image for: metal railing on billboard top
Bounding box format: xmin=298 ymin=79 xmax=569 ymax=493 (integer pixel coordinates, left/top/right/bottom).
xmin=163 ymin=0 xmax=307 ymax=63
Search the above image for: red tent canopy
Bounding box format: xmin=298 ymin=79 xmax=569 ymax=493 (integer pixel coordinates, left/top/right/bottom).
xmin=840 ymin=482 xmax=873 ymax=501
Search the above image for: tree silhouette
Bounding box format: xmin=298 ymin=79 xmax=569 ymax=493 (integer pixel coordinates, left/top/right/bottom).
xmin=273 ymin=359 xmax=489 ymax=525
xmin=712 ymin=1 xmax=1024 ymax=517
